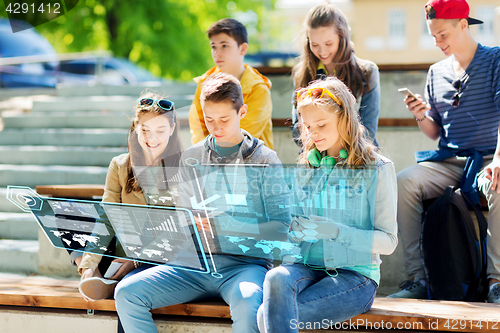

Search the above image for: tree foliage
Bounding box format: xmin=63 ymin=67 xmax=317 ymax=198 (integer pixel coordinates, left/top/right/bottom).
xmin=32 ymin=0 xmax=266 ymax=81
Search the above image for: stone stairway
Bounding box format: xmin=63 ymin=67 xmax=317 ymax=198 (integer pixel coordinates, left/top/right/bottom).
xmin=0 ymin=83 xmax=196 ymax=275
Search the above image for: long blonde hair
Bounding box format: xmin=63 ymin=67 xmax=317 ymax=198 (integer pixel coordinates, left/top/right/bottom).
xmin=297 ymin=77 xmax=377 ymax=167
xmin=293 ymin=2 xmax=370 ymax=97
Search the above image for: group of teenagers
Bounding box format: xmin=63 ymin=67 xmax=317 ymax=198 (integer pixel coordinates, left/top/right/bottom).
xmin=71 ymin=0 xmax=500 ymax=332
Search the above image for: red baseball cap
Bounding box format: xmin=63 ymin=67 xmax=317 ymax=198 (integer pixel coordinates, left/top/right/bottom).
xmin=425 ymin=0 xmax=483 ymax=25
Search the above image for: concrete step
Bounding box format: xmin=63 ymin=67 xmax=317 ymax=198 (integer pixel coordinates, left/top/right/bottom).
xmin=0 ymin=239 xmax=38 ymax=274
xmin=56 ymin=82 xmax=197 ymax=97
xmin=2 ymin=111 xmax=132 ymax=129
xmin=32 ymin=95 xmax=194 ymax=113
xmin=0 ymin=164 xmax=107 ymax=187
xmin=0 ymin=128 xmax=128 ymax=147
xmin=0 ymin=212 xmax=39 ymax=240
xmin=0 ymin=187 xmax=26 ymax=212
xmin=0 ymin=87 xmax=56 ymax=99
xmin=0 ymin=146 xmax=127 ymax=166
xmin=31 ymin=96 xmax=137 ymax=113
xmin=0 ymin=306 xmax=233 ymax=333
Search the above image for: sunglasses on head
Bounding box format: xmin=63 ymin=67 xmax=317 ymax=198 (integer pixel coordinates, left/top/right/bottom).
xmin=451 ymin=79 xmax=462 ymax=107
xmin=137 ymin=98 xmax=174 ymax=111
xmin=296 ymin=87 xmax=342 ymax=106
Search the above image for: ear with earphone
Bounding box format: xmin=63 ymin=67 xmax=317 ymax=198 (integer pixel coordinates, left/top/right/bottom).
xmin=307 ymin=148 xmax=348 ymax=168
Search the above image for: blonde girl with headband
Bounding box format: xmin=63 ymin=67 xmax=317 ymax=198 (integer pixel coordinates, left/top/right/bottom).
xmin=292 ymin=1 xmax=380 ymax=147
xmin=257 ymin=77 xmax=397 ymax=332
xmin=76 ymin=92 xmax=183 ymax=302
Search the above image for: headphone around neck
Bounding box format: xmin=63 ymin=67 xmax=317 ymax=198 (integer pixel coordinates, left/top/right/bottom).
xmin=307 ymin=148 xmax=348 ymax=168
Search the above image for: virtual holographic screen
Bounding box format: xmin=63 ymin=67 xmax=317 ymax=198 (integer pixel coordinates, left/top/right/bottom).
xmin=12 ymin=163 xmax=377 ymax=274
xmin=177 ymin=164 xmax=377 ymax=268
xmin=29 ymin=196 xmax=210 ymax=274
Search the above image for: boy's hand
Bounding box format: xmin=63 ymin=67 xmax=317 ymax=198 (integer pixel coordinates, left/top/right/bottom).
xmin=404 ymin=94 xmax=430 ymax=120
xmin=485 ymin=157 xmax=500 ymax=193
xmin=194 ymin=216 xmax=213 ymax=233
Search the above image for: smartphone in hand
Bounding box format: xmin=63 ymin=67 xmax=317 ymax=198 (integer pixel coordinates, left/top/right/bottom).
xmin=103 ymin=261 xmax=123 ymax=278
xmin=398 ymin=87 xmax=417 ymax=100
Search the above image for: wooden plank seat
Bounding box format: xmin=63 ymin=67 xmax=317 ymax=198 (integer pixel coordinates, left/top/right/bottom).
xmin=0 ymin=276 xmax=499 ymax=332
xmin=36 ymin=185 xmax=105 ymax=199
xmin=0 ymin=277 xmax=230 ymax=318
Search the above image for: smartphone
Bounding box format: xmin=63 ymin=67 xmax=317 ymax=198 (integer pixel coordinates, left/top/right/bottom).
xmin=103 ymin=261 xmax=122 ymax=278
xmin=398 ymin=87 xmax=417 ymax=100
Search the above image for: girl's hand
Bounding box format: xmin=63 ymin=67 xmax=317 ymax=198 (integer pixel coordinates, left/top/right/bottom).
xmin=107 ymin=259 xmax=136 ymax=280
xmin=289 ymin=216 xmax=313 ymax=243
xmin=80 ymin=268 xmax=99 ymax=302
xmin=309 ymin=215 xmax=340 ymax=239
xmin=289 ymin=216 xmax=340 ymax=242
xmin=80 ymin=268 xmax=96 ymax=281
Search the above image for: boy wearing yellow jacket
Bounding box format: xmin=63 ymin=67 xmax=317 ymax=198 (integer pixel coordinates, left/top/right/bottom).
xmin=188 ymin=18 xmax=273 ymax=149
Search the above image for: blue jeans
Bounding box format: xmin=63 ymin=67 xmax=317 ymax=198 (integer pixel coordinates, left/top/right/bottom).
xmin=114 ymin=255 xmax=269 ymax=333
xmin=257 ymin=264 xmax=377 ymax=333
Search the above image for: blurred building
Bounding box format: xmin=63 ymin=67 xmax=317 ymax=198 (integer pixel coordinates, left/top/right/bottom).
xmin=255 ymin=0 xmax=351 ymax=67
xmin=266 ymin=0 xmax=499 ymax=66
xmin=350 ymin=0 xmax=500 ymax=64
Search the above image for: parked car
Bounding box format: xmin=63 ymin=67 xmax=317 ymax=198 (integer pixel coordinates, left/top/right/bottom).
xmin=0 ymin=18 xmax=59 ymax=88
xmin=58 ymin=57 xmax=163 ymax=85
xmin=0 ymin=18 xmax=162 ymax=88
xmin=245 ymin=52 xmax=299 ymax=68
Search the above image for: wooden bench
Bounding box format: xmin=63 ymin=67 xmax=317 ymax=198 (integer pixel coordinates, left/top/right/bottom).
xmin=36 ymin=184 xmax=105 ymax=199
xmin=31 ymin=185 xmax=496 ymax=331
xmin=0 ymin=276 xmax=498 ymax=332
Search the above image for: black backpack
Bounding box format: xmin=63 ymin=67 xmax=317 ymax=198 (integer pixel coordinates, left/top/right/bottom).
xmin=421 ymin=186 xmax=488 ymax=301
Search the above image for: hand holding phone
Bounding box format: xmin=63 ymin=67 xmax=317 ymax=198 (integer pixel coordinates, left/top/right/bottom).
xmin=398 ymin=87 xmax=417 ymax=100
xmin=104 ymin=261 xmax=123 ymax=278
xmin=398 ymin=87 xmax=430 ymax=118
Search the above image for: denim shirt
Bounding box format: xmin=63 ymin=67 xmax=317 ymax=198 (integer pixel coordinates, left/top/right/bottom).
xmin=415 ymin=148 xmax=495 ymax=207
xmin=293 ymin=155 xmax=398 ymax=285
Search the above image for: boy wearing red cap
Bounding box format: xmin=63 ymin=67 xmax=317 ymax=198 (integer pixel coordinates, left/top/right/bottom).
xmin=389 ymin=0 xmax=500 ymax=303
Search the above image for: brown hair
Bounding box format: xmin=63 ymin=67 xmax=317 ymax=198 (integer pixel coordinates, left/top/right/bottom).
xmin=200 ymin=72 xmax=243 ymax=112
xmin=125 ymin=92 xmax=182 ymax=193
xmin=425 ymin=5 xmax=437 ymax=19
xmin=293 ymin=2 xmax=370 ymax=98
xmin=425 ymin=5 xmax=460 ymax=26
xmin=297 ymin=77 xmax=378 ymax=167
xmin=207 ymin=18 xmax=248 ymax=46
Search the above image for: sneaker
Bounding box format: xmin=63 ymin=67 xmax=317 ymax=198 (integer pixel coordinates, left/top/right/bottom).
xmin=387 ymin=279 xmax=428 ymax=299
xmin=487 ymin=283 xmax=500 ymax=304
xmin=78 ymin=277 xmax=118 ymax=301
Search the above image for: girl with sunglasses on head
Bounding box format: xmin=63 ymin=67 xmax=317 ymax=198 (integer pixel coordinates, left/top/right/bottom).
xmin=257 ymin=77 xmax=397 ymax=332
xmin=75 ymin=92 xmax=183 ymax=302
xmin=292 ymin=1 xmax=380 ymax=147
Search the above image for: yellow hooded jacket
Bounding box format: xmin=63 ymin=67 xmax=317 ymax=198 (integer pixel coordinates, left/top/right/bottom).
xmin=188 ymin=64 xmax=274 ymax=149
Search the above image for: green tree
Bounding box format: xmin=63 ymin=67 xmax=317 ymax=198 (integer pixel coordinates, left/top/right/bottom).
xmin=33 ymin=0 xmax=267 ymax=81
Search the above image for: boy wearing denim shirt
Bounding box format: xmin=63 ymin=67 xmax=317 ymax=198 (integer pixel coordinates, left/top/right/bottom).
xmin=115 ymin=72 xmax=290 ymax=333
xmin=390 ymin=0 xmax=500 ymax=303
